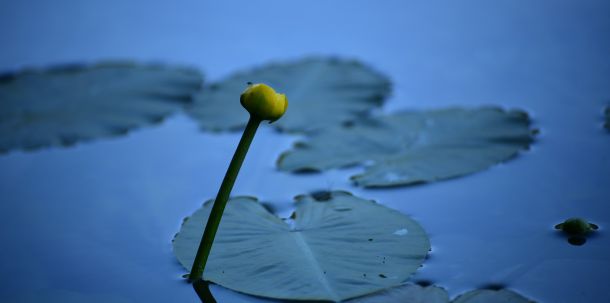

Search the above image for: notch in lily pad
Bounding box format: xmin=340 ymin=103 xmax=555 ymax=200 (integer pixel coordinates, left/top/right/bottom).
xmin=310 ymin=190 xmax=334 ymax=201
xmin=173 ymin=191 xmax=430 ymax=302
xmin=555 ymin=217 xmax=599 ymax=246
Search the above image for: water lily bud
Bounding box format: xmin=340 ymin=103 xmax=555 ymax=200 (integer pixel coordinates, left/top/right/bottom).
xmin=240 ymin=83 xmax=288 ymax=122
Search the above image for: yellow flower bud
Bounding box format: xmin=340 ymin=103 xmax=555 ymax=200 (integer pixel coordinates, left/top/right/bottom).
xmin=240 ymin=83 xmax=288 ymax=122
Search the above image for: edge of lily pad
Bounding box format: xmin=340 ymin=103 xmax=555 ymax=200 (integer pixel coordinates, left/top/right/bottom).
xmin=187 ymin=56 xmax=392 ymax=133
xmin=276 ymin=106 xmax=537 ymax=188
xmin=0 ymin=60 xmax=203 ymax=154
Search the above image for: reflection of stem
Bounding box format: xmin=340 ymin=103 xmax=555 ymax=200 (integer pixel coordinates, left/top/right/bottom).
xmin=193 ymin=279 xmax=217 ymax=303
xmin=189 ymin=117 xmax=261 ymax=281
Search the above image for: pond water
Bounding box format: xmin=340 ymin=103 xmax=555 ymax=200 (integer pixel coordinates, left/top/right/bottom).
xmin=1 ymin=1 xmax=609 ymax=302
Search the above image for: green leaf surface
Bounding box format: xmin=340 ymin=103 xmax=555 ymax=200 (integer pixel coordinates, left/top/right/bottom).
xmin=278 ymin=107 xmax=534 ymax=188
xmin=452 ymin=289 xmax=536 ymax=303
xmin=0 ymin=62 xmax=202 ymax=153
xmin=348 ymin=283 xmax=449 ymax=303
xmin=187 ymin=57 xmax=390 ymax=132
xmin=173 ymin=191 xmax=430 ymax=302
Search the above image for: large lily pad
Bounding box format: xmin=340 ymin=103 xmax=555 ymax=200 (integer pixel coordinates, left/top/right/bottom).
xmin=173 ymin=191 xmax=430 ymax=302
xmin=0 ymin=62 xmax=202 ymax=153
xmin=187 ymin=57 xmax=390 ymax=132
xmin=278 ymin=107 xmax=534 ymax=187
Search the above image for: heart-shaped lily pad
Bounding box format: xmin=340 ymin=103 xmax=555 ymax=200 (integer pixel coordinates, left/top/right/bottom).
xmin=0 ymin=62 xmax=202 ymax=153
xmin=278 ymin=107 xmax=534 ymax=187
xmin=187 ymin=57 xmax=390 ymax=132
xmin=172 ymin=191 xmax=430 ymax=302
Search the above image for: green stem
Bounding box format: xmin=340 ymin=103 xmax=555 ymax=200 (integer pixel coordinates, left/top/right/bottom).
xmin=189 ymin=116 xmax=261 ymax=281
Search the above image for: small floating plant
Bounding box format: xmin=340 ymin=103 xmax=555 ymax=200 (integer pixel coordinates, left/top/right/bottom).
xmin=555 ymin=217 xmax=599 ymax=246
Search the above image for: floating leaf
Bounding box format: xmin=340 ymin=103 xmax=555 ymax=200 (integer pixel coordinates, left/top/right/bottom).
xmin=452 ymin=289 xmax=536 ymax=303
xmin=348 ymin=283 xmax=449 ymax=303
xmin=173 ymin=191 xmax=430 ymax=302
xmin=278 ymin=107 xmax=534 ymax=188
xmin=0 ymin=62 xmax=202 ymax=153
xmin=555 ymin=217 xmax=598 ymax=246
xmin=342 ymin=284 xmax=534 ymax=303
xmin=187 ymin=57 xmax=390 ymax=132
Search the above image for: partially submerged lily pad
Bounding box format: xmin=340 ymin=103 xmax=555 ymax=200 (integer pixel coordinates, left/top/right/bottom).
xmin=187 ymin=57 xmax=390 ymax=132
xmin=173 ymin=191 xmax=430 ymax=302
xmin=348 ymin=283 xmax=449 ymax=303
xmin=278 ymin=107 xmax=534 ymax=187
xmin=0 ymin=62 xmax=202 ymax=153
xmin=452 ymin=289 xmax=536 ymax=303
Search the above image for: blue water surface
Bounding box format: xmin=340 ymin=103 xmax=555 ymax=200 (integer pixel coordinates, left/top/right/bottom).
xmin=1 ymin=1 xmax=609 ymax=302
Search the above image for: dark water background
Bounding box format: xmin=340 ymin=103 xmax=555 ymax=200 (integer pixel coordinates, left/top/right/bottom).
xmin=1 ymin=1 xmax=609 ymax=302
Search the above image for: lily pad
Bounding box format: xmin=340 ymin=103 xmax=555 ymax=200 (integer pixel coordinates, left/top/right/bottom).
xmin=278 ymin=107 xmax=534 ymax=188
xmin=452 ymin=289 xmax=536 ymax=303
xmin=173 ymin=191 xmax=430 ymax=302
xmin=349 ymin=283 xmax=449 ymax=303
xmin=187 ymin=57 xmax=390 ymax=132
xmin=0 ymin=62 xmax=202 ymax=153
